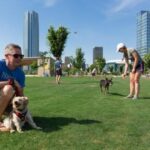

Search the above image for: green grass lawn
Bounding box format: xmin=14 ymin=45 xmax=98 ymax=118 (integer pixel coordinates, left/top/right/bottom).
xmin=0 ymin=76 xmax=150 ymax=150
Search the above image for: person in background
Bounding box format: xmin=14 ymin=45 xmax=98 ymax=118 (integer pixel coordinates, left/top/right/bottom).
xmin=91 ymin=67 xmax=97 ymax=77
xmin=54 ymin=57 xmax=62 ymax=84
xmin=116 ymin=43 xmax=144 ymax=100
xmin=0 ymin=43 xmax=25 ymax=130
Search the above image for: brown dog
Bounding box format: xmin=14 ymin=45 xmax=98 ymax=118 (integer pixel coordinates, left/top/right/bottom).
xmin=100 ymin=78 xmax=113 ymax=94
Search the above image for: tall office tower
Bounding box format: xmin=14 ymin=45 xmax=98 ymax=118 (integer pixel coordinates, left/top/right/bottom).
xmin=23 ymin=11 xmax=39 ymax=57
xmin=93 ymin=47 xmax=103 ymax=63
xmin=136 ymin=11 xmax=150 ymax=57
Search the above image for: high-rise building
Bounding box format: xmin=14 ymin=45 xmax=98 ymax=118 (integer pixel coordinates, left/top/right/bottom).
xmin=136 ymin=11 xmax=150 ymax=57
xmin=93 ymin=47 xmax=103 ymax=63
xmin=23 ymin=11 xmax=39 ymax=57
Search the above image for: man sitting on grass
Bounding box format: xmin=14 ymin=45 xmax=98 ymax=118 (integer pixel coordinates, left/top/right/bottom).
xmin=0 ymin=44 xmax=25 ymax=131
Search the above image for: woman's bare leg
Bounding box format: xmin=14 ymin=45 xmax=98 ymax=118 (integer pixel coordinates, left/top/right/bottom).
xmin=134 ymin=72 xmax=141 ymax=98
xmin=129 ymin=72 xmax=135 ymax=96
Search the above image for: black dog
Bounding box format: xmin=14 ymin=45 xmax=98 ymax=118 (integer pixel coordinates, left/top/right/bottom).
xmin=100 ymin=78 xmax=113 ymax=94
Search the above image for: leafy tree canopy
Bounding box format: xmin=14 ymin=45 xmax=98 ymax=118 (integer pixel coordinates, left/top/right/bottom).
xmin=47 ymin=26 xmax=69 ymax=58
xmin=143 ymin=54 xmax=150 ymax=70
xmin=73 ymin=48 xmax=85 ymax=70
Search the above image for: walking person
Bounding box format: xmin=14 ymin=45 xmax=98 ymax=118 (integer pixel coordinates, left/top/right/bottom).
xmin=0 ymin=43 xmax=25 ymax=131
xmin=116 ymin=43 xmax=144 ymax=100
xmin=54 ymin=57 xmax=62 ymax=84
xmin=91 ymin=67 xmax=97 ymax=77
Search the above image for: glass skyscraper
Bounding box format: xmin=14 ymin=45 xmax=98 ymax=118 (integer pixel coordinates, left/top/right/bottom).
xmin=136 ymin=11 xmax=150 ymax=57
xmin=93 ymin=47 xmax=103 ymax=63
xmin=23 ymin=11 xmax=39 ymax=57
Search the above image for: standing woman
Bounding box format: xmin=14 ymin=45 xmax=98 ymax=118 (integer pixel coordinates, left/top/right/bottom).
xmin=116 ymin=43 xmax=144 ymax=100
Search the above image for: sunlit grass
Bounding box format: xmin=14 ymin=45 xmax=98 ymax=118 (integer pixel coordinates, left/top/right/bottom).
xmin=0 ymin=76 xmax=150 ymax=150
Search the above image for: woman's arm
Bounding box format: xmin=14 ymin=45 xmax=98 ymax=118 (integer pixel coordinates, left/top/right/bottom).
xmin=131 ymin=51 xmax=139 ymax=73
xmin=122 ymin=55 xmax=129 ymax=79
xmin=123 ymin=58 xmax=129 ymax=74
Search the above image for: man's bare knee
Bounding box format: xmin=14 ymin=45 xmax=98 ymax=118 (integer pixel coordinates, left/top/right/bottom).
xmin=2 ymin=85 xmax=14 ymax=100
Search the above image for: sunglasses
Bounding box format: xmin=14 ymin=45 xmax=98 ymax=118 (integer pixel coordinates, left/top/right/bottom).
xmin=10 ymin=54 xmax=24 ymax=59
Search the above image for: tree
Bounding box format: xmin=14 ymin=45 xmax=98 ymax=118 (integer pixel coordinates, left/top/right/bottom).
xmin=119 ymin=65 xmax=124 ymax=74
xmin=30 ymin=61 xmax=38 ymax=71
xmin=30 ymin=61 xmax=38 ymax=74
xmin=65 ymin=56 xmax=74 ymax=76
xmin=109 ymin=65 xmax=114 ymax=74
xmin=143 ymin=54 xmax=150 ymax=72
xmin=47 ymin=26 xmax=69 ymax=58
xmin=89 ymin=63 xmax=97 ymax=72
xmin=39 ymin=51 xmax=48 ymax=75
xmin=95 ymin=57 xmax=106 ymax=74
xmin=73 ymin=48 xmax=85 ymax=70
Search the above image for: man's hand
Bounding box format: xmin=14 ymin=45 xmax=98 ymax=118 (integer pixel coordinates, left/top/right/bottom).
xmin=10 ymin=79 xmax=22 ymax=96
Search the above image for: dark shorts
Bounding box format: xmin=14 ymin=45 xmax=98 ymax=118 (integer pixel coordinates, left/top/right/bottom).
xmin=135 ymin=61 xmax=144 ymax=73
xmin=55 ymin=69 xmax=62 ymax=76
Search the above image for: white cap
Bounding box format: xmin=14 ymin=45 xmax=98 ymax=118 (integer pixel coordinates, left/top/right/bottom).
xmin=116 ymin=43 xmax=126 ymax=52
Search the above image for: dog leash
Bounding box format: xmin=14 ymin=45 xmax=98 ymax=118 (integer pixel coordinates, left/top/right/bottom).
xmin=8 ymin=78 xmax=19 ymax=96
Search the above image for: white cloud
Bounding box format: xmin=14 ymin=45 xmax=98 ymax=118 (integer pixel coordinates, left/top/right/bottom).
xmin=34 ymin=0 xmax=60 ymax=7
xmin=111 ymin=0 xmax=146 ymax=13
xmin=44 ymin=0 xmax=58 ymax=7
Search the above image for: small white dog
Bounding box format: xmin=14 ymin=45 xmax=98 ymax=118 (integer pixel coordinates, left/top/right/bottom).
xmin=3 ymin=96 xmax=41 ymax=133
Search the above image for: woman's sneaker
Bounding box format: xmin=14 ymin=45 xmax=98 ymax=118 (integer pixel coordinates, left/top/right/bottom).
xmin=132 ymin=96 xmax=138 ymax=100
xmin=125 ymin=94 xmax=133 ymax=99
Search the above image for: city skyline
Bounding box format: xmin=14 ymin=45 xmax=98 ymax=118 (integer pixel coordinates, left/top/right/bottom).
xmin=93 ymin=47 xmax=103 ymax=63
xmin=0 ymin=0 xmax=150 ymax=65
xmin=23 ymin=11 xmax=39 ymax=57
xmin=136 ymin=10 xmax=150 ymax=57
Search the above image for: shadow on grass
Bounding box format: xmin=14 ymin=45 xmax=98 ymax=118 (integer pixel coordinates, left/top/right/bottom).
xmin=109 ymin=92 xmax=126 ymax=97
xmin=109 ymin=93 xmax=150 ymax=99
xmin=63 ymin=81 xmax=99 ymax=85
xmin=32 ymin=116 xmax=101 ymax=132
xmin=141 ymin=96 xmax=150 ymax=100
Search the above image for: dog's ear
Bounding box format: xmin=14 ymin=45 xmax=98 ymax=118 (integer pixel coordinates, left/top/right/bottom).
xmin=23 ymin=97 xmax=29 ymax=104
xmin=23 ymin=97 xmax=28 ymax=100
xmin=11 ymin=96 xmax=17 ymax=104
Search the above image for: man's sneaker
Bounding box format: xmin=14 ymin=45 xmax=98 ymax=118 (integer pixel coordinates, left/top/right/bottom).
xmin=125 ymin=94 xmax=133 ymax=99
xmin=132 ymin=96 xmax=138 ymax=100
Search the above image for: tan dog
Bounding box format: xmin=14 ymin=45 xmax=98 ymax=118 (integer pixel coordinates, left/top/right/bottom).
xmin=3 ymin=96 xmax=41 ymax=133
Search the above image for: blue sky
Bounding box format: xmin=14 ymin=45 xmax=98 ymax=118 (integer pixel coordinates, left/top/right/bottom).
xmin=0 ymin=0 xmax=150 ymax=64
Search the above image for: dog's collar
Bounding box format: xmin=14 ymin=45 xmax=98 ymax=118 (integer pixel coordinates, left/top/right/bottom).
xmin=14 ymin=110 xmax=28 ymax=121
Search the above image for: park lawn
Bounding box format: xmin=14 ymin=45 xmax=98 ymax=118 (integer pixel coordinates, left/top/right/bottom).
xmin=0 ymin=76 xmax=150 ymax=150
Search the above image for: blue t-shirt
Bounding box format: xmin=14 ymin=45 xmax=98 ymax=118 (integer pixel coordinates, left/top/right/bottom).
xmin=55 ymin=60 xmax=62 ymax=70
xmin=0 ymin=60 xmax=25 ymax=88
